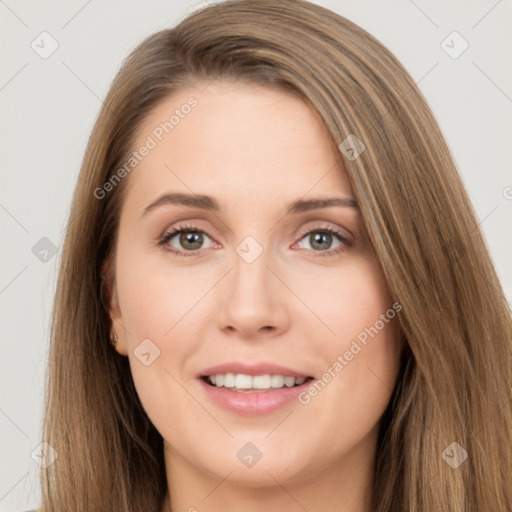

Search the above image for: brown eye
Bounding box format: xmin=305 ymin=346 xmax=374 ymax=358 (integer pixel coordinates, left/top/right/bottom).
xmin=176 ymin=230 xmax=204 ymax=251
xmin=294 ymin=225 xmax=352 ymax=257
xmin=307 ymin=232 xmax=335 ymax=251
xmin=158 ymin=224 xmax=215 ymax=256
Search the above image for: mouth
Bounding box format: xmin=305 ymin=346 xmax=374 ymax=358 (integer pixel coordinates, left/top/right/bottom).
xmin=200 ymin=373 xmax=315 ymax=393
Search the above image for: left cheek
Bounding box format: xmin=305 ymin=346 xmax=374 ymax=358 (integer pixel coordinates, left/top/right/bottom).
xmin=316 ymin=265 xmax=393 ymax=342
xmin=358 ymin=322 xmax=401 ymax=387
xmin=317 ymin=261 xmax=400 ymax=380
xmin=334 ymin=324 xmax=401 ymax=423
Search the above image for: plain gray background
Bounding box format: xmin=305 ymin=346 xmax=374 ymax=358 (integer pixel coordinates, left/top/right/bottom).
xmin=1 ymin=1 xmax=511 ymax=510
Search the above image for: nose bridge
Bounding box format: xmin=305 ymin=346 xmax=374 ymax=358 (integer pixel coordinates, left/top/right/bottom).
xmin=217 ymin=233 xmax=286 ymax=335
xmin=231 ymin=233 xmax=274 ymax=301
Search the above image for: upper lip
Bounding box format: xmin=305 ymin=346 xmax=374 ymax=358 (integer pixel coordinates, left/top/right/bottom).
xmin=198 ymin=362 xmax=313 ymax=379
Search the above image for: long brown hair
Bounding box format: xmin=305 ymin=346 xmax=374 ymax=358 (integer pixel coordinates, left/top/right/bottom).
xmin=39 ymin=1 xmax=512 ymax=510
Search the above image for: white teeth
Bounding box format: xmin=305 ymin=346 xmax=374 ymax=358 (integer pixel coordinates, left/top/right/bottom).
xmin=223 ymin=373 xmax=235 ymax=387
xmin=235 ymin=374 xmax=252 ymax=389
xmin=207 ymin=373 xmax=308 ymax=391
xmin=253 ymin=375 xmax=272 ymax=389
xmin=271 ymin=375 xmax=284 ymax=388
xmin=284 ymin=376 xmax=295 ymax=387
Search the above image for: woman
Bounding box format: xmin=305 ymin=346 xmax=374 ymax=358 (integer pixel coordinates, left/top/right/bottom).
xmin=37 ymin=0 xmax=512 ymax=510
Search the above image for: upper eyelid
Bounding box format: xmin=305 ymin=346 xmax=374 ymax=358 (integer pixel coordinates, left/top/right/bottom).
xmin=296 ymin=222 xmax=349 ymax=237
xmin=164 ymin=220 xmax=349 ymax=237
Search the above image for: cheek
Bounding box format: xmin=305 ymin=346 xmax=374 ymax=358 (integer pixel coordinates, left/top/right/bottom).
xmin=115 ymin=241 xmax=203 ymax=340
xmin=297 ymin=253 xmax=396 ymax=349
xmin=297 ymin=255 xmax=401 ymax=428
xmin=114 ymin=250 xmax=202 ymax=419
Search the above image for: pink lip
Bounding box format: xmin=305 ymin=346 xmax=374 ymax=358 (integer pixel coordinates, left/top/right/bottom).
xmin=198 ymin=377 xmax=313 ymax=416
xmin=197 ymin=362 xmax=314 ymax=415
xmin=198 ymin=362 xmax=312 ymax=379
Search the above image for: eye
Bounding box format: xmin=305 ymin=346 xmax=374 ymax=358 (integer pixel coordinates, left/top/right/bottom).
xmin=293 ymin=225 xmax=352 ymax=257
xmin=157 ymin=222 xmax=352 ymax=258
xmin=157 ymin=223 xmax=215 ymax=257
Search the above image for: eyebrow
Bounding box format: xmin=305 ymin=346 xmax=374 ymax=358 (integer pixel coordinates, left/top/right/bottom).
xmin=141 ymin=192 xmax=357 ymax=217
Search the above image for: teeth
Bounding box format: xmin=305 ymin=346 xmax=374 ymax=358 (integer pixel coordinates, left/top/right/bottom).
xmin=235 ymin=374 xmax=253 ymax=389
xmin=284 ymin=376 xmax=295 ymax=387
xmin=223 ymin=373 xmax=235 ymax=387
xmin=206 ymin=373 xmax=308 ymax=391
xmin=271 ymin=375 xmax=284 ymax=388
xmin=253 ymin=375 xmax=272 ymax=389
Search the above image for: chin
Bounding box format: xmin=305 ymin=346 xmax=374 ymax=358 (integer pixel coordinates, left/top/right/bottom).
xmin=196 ymin=446 xmax=313 ymax=488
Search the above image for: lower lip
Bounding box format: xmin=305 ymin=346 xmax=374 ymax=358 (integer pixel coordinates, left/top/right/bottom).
xmin=198 ymin=378 xmax=312 ymax=415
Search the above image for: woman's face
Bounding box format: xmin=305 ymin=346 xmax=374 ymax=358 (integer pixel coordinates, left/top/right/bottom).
xmin=107 ymin=80 xmax=401 ymax=490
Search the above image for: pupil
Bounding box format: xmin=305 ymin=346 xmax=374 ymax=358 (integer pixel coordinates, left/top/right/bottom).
xmin=181 ymin=231 xmax=203 ymax=250
xmin=311 ymin=232 xmax=331 ymax=250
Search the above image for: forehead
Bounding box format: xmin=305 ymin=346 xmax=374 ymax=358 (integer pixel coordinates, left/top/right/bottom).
xmin=124 ymin=80 xmax=352 ymax=213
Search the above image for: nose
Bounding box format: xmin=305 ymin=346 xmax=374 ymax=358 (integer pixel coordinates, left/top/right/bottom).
xmin=216 ymin=242 xmax=290 ymax=339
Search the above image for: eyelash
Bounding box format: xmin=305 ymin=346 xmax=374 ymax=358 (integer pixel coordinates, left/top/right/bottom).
xmin=157 ymin=222 xmax=352 ymax=258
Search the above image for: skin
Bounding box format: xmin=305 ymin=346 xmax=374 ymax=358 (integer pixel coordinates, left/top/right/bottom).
xmin=106 ymin=80 xmax=402 ymax=512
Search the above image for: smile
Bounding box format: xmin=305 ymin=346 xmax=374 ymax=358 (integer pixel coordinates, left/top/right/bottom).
xmin=203 ymin=373 xmax=314 ymax=392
